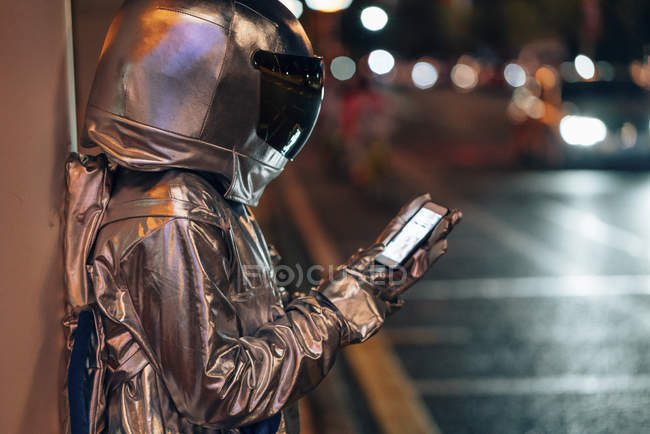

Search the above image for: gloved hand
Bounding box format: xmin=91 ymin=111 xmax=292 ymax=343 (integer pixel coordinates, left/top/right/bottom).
xmin=371 ymin=194 xmax=463 ymax=299
xmin=319 ymin=194 xmax=462 ymax=344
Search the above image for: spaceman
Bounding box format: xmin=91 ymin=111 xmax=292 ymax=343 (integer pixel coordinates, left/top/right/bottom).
xmin=62 ymin=1 xmax=461 ymax=433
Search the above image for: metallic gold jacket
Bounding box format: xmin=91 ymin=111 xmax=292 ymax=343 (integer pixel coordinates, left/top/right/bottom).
xmin=72 ymin=165 xmax=395 ymax=433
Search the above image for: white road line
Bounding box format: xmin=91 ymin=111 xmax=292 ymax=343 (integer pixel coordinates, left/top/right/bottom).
xmin=390 ymin=156 xmax=585 ymax=275
xmin=416 ymin=375 xmax=650 ymax=396
xmin=462 ymin=202 xmax=585 ymax=275
xmin=405 ymin=275 xmax=650 ymax=300
xmin=540 ymin=199 xmax=649 ymax=260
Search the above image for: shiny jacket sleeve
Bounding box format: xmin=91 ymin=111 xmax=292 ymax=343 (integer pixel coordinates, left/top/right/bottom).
xmin=90 ymin=217 xmax=381 ymax=428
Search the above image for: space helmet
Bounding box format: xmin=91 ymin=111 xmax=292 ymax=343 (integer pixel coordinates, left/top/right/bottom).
xmin=83 ymin=0 xmax=324 ymax=205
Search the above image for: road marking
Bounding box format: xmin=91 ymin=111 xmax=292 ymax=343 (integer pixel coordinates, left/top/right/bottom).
xmin=416 ymin=375 xmax=650 ymax=396
xmin=540 ymin=199 xmax=649 ymax=260
xmin=282 ymin=168 xmax=442 ymax=434
xmin=463 ymin=202 xmax=585 ymax=274
xmin=390 ymin=156 xmax=585 ymax=275
xmin=385 ymin=327 xmax=473 ymax=346
xmin=405 ymin=275 xmax=650 ymax=300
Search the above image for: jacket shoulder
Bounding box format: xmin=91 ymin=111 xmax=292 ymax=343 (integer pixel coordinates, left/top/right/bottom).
xmin=109 ymin=169 xmax=224 ymax=211
xmin=93 ymin=169 xmax=230 ymax=262
xmin=101 ymin=169 xmax=231 ymax=227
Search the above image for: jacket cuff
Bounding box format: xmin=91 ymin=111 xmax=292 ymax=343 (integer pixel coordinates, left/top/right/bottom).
xmin=317 ymin=269 xmax=402 ymax=346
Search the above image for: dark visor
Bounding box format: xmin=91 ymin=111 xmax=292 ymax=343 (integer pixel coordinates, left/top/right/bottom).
xmin=252 ymin=50 xmax=324 ymax=160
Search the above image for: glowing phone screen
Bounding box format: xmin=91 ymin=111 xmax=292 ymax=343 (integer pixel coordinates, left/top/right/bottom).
xmin=382 ymin=208 xmax=443 ymax=265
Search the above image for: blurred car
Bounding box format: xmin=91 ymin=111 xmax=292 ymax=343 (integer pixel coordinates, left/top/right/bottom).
xmin=512 ymin=77 xmax=650 ymax=169
xmin=558 ymin=80 xmax=650 ymax=167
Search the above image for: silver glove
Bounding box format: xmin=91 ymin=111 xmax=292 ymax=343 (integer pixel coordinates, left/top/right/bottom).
xmin=319 ymin=194 xmax=462 ymax=344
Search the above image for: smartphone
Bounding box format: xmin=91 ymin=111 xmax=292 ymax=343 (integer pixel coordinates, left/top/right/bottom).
xmin=376 ymin=202 xmax=448 ymax=269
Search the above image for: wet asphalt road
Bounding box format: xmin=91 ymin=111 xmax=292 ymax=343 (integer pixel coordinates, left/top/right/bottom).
xmin=266 ymin=152 xmax=650 ymax=434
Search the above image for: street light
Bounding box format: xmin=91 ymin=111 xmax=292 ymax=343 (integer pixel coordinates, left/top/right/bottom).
xmin=574 ymin=54 xmax=595 ymax=80
xmin=368 ymin=50 xmax=395 ymax=75
xmin=330 ymin=56 xmax=356 ymax=81
xmin=411 ymin=61 xmax=438 ymax=89
xmin=504 ymin=63 xmax=527 ymax=88
xmin=451 ymin=63 xmax=478 ymax=90
xmin=360 ymin=6 xmax=388 ymax=31
xmin=305 ymin=0 xmax=353 ymax=12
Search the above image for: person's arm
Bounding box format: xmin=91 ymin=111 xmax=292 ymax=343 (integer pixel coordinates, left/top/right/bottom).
xmin=91 ymin=217 xmax=369 ymax=429
xmin=91 ymin=197 xmax=460 ymax=429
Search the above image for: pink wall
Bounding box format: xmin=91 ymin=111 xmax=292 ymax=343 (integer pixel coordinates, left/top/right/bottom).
xmin=72 ymin=0 xmax=123 ymax=142
xmin=0 ymin=0 xmax=71 ymax=432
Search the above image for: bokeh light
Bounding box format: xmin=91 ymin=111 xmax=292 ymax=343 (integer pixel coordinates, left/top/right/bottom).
xmin=411 ymin=61 xmax=438 ymax=89
xmin=305 ymin=0 xmax=353 ymax=12
xmin=360 ymin=6 xmax=388 ymax=31
xmin=621 ymin=122 xmax=638 ymax=148
xmin=535 ymin=66 xmax=557 ymax=90
xmin=504 ymin=63 xmax=527 ymax=87
xmin=512 ymin=87 xmax=546 ymax=120
xmin=629 ymin=61 xmax=650 ymax=88
xmin=559 ymin=115 xmax=607 ymax=146
xmin=330 ymin=56 xmax=356 ymax=81
xmin=451 ymin=63 xmax=479 ymax=90
xmin=574 ymin=54 xmax=596 ymax=80
xmin=368 ymin=50 xmax=395 ymax=75
xmin=278 ymin=0 xmax=304 ymax=18
xmin=526 ymin=98 xmax=546 ymax=120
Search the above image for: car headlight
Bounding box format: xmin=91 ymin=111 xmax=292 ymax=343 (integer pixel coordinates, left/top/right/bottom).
xmin=559 ymin=115 xmax=607 ymax=147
